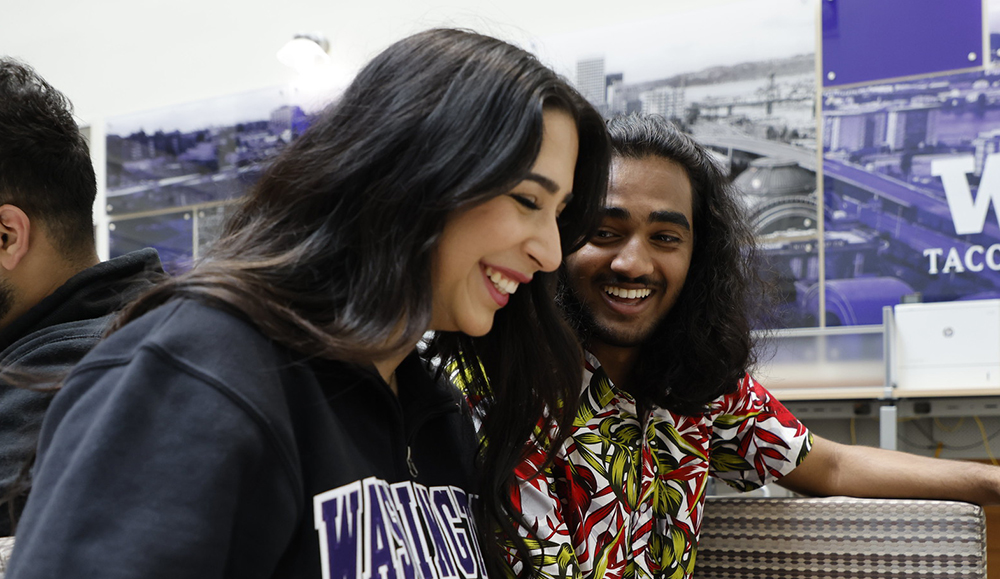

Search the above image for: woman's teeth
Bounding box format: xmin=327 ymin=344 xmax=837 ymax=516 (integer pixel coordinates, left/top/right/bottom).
xmin=604 ymin=286 xmax=651 ymax=300
xmin=485 ymin=266 xmax=519 ymax=295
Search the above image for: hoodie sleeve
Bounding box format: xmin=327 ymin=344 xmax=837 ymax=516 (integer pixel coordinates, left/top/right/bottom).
xmin=0 ymin=318 xmax=112 ymax=536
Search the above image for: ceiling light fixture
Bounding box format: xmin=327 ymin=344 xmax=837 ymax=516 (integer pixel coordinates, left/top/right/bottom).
xmin=277 ymin=33 xmax=331 ymax=73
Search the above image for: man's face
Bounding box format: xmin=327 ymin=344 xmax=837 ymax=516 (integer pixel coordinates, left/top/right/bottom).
xmin=564 ymin=155 xmax=695 ymax=348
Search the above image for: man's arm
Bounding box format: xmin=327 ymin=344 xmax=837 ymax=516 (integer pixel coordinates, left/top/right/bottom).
xmin=776 ymin=434 xmax=1000 ymax=505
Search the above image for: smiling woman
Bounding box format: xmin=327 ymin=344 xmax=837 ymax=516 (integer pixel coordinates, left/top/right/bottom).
xmin=433 ymin=108 xmax=580 ymax=337
xmin=4 ymin=29 xmax=610 ymax=579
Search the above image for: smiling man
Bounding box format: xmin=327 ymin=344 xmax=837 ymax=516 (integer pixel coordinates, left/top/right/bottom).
xmin=507 ymin=113 xmax=1000 ymax=579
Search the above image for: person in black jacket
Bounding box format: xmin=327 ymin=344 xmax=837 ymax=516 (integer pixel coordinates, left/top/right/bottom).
xmin=6 ymin=29 xmax=610 ymax=579
xmin=0 ymin=58 xmax=164 ymax=535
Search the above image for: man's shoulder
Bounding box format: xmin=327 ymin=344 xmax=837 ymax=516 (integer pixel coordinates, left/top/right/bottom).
xmin=0 ymin=249 xmax=164 ymax=358
xmin=705 ymin=373 xmax=803 ymax=429
xmin=0 ymin=314 xmax=112 ymax=372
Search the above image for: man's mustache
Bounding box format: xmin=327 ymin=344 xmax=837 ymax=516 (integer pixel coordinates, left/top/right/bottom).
xmin=594 ymin=274 xmax=664 ymax=289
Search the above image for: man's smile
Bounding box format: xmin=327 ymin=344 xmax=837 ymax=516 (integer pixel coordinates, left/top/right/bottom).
xmin=602 ymin=285 xmax=652 ymax=300
xmin=595 ymin=281 xmax=662 ymax=317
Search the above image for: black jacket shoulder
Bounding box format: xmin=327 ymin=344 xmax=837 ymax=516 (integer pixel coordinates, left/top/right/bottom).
xmin=0 ymin=249 xmax=164 ymax=536
xmin=8 ymin=298 xmax=485 ymax=579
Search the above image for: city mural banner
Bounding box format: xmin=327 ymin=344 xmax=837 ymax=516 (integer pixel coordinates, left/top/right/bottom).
xmin=101 ymin=0 xmax=1000 ymax=329
xmin=822 ymin=69 xmax=1000 ymax=325
xmin=105 ymin=87 xmax=313 ymax=272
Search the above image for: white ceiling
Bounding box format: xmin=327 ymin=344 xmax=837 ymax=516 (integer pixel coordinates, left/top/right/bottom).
xmin=1 ymin=0 xmax=735 ymax=124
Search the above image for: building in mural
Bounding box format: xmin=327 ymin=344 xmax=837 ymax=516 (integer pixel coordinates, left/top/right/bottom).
xmin=575 ymin=57 xmax=607 ymax=109
xmin=105 ymin=87 xmax=317 ymax=272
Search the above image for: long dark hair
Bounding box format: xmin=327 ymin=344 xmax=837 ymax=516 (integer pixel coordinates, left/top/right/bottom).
xmin=114 ymin=29 xmax=610 ymax=577
xmin=564 ymin=113 xmax=764 ymax=416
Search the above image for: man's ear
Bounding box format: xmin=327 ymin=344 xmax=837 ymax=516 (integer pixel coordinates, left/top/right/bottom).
xmin=0 ymin=204 xmax=30 ymax=272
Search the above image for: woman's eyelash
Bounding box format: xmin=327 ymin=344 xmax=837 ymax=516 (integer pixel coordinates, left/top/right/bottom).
xmin=511 ymin=194 xmax=540 ymax=210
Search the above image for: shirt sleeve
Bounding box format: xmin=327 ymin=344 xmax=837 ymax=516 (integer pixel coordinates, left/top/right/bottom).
xmin=708 ymin=373 xmax=813 ymax=492
xmin=6 ymin=345 xmax=300 ymax=579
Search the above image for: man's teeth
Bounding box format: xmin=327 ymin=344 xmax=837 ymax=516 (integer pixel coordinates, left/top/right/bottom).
xmin=604 ymin=286 xmax=651 ymax=300
xmin=485 ymin=266 xmax=519 ymax=295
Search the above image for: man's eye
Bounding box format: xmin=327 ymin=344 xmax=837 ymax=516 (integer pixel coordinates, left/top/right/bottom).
xmin=510 ymin=194 xmax=540 ymax=210
xmin=593 ymin=230 xmax=616 ymax=239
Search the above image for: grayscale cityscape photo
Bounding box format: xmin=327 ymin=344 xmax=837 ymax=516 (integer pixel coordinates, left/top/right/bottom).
xmin=105 ymin=88 xmax=314 ymax=272
xmin=542 ymin=0 xmax=821 ymax=326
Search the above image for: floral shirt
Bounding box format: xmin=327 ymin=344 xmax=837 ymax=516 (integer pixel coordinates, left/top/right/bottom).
xmin=509 ymin=352 xmax=812 ymax=579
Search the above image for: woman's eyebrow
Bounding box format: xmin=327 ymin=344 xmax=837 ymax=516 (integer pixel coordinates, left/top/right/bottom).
xmin=523 ymin=173 xmax=559 ymax=193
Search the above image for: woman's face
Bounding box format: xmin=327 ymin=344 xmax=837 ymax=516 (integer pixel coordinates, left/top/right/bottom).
xmin=430 ymin=108 xmax=580 ymax=336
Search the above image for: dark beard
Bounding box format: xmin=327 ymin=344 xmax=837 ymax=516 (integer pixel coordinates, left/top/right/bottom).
xmin=0 ymin=278 xmax=13 ymax=324
xmin=556 ymin=273 xmax=652 ymax=349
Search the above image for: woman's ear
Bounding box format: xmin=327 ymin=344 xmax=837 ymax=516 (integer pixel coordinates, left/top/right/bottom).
xmin=0 ymin=204 xmax=30 ymax=272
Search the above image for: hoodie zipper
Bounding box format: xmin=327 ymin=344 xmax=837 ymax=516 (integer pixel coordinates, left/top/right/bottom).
xmin=406 ymin=446 xmax=419 ymax=478
xmin=405 ymin=401 xmax=460 ymax=480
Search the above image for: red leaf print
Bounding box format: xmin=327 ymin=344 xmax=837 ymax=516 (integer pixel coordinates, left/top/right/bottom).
xmin=758 ymin=447 xmax=786 ymax=461
xmin=738 ymin=429 xmax=754 ymax=455
xmin=754 ymin=453 xmax=766 ymax=476
xmin=754 ymin=427 xmax=791 ymax=449
xmin=583 ymin=501 xmax=619 ymax=536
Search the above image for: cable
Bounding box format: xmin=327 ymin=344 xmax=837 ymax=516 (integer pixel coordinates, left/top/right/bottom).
xmin=898 ymin=417 xmax=1000 ymax=452
xmin=934 ymin=416 xmax=965 ymax=433
xmin=905 ymin=418 xmax=939 ymax=445
xmin=849 ymin=416 xmax=857 ymax=446
xmin=906 ymin=417 xmax=1000 ymax=449
xmin=973 ymin=416 xmax=999 ymax=466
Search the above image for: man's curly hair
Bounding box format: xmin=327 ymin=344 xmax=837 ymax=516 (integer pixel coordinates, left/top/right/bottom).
xmin=560 ymin=113 xmax=770 ymax=415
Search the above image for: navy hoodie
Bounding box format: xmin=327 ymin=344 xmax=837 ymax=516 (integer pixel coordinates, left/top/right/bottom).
xmin=7 ymin=298 xmax=486 ymax=579
xmin=0 ymin=248 xmax=164 ymax=535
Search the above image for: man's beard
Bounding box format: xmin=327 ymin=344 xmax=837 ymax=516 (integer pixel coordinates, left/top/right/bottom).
xmin=0 ymin=278 xmax=13 ymax=325
xmin=556 ymin=276 xmax=658 ymax=349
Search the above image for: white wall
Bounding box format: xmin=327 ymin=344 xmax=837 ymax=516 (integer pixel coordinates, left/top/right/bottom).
xmin=1 ymin=0 xmax=733 ymax=126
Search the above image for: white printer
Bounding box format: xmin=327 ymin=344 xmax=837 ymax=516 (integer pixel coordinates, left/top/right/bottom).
xmin=893 ymin=299 xmax=1000 ymax=391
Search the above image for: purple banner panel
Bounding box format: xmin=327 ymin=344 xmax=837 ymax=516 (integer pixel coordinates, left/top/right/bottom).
xmin=823 ymin=0 xmax=982 ymax=87
xmin=991 ymin=0 xmax=1000 ymax=63
xmin=822 ymin=70 xmax=1000 ymax=325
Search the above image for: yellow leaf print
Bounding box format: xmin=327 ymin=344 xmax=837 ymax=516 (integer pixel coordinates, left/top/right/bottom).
xmin=712 ymin=411 xmax=758 ymax=429
xmin=655 ymin=422 xmax=706 ymax=461
xmin=607 ymin=445 xmax=636 ymax=506
xmin=574 ymin=432 xmax=606 ymax=446
xmin=592 ymin=523 xmax=629 ymax=579
xmin=660 ymin=526 xmax=694 ymax=579
xmin=709 ymin=447 xmax=753 ymax=472
xmin=555 ymin=543 xmax=581 ymax=579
